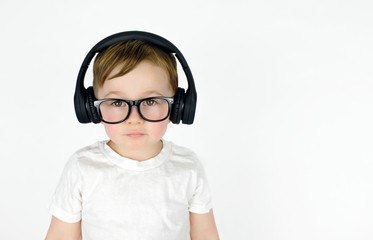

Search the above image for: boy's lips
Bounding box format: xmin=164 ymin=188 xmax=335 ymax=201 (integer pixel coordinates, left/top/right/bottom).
xmin=126 ymin=132 xmax=145 ymax=138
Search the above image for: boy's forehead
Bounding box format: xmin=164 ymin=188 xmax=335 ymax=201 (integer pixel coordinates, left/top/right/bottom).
xmin=107 ymin=63 xmax=125 ymax=79
xmin=98 ymin=61 xmax=173 ymax=99
xmin=107 ymin=60 xmax=165 ymax=80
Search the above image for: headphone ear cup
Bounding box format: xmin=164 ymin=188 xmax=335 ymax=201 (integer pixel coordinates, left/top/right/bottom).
xmin=86 ymin=87 xmax=101 ymax=124
xmin=171 ymin=88 xmax=185 ymax=124
xmin=74 ymin=88 xmax=90 ymax=123
xmin=182 ymin=90 xmax=197 ymax=124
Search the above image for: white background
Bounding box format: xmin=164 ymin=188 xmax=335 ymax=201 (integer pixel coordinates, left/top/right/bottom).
xmin=1 ymin=0 xmax=372 ymax=239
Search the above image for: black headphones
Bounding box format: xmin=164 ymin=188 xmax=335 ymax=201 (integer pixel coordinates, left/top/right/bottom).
xmin=74 ymin=31 xmax=197 ymax=125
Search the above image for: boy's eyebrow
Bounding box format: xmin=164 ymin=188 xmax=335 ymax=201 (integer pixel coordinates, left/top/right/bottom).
xmin=103 ymin=91 xmax=124 ymax=98
xmin=141 ymin=90 xmax=164 ymax=96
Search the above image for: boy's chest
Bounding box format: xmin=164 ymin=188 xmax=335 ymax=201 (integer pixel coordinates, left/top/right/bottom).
xmin=80 ymin=166 xmax=195 ymax=228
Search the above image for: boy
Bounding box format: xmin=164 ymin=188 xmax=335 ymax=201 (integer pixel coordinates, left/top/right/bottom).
xmin=45 ymin=33 xmax=219 ymax=239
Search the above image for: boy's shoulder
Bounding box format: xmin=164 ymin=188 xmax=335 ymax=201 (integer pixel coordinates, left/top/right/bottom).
xmin=166 ymin=140 xmax=203 ymax=170
xmin=167 ymin=140 xmax=197 ymax=158
xmin=73 ymin=140 xmax=106 ymax=156
xmin=67 ymin=140 xmax=109 ymax=166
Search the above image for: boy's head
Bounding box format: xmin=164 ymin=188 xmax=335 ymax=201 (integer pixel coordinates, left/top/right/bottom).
xmin=92 ymin=40 xmax=178 ymax=96
xmin=91 ymin=39 xmax=179 ymax=160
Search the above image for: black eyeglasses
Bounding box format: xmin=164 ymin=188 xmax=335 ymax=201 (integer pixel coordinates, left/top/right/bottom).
xmin=94 ymin=97 xmax=174 ymax=124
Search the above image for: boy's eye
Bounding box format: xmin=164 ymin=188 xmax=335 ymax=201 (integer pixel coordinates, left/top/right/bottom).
xmin=111 ymin=100 xmax=126 ymax=107
xmin=144 ymin=99 xmax=156 ymax=106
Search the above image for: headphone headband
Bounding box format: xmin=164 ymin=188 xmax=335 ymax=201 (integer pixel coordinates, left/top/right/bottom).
xmin=74 ymin=31 xmax=197 ymax=124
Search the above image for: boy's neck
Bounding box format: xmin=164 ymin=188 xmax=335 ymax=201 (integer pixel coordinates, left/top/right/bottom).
xmin=107 ymin=140 xmax=163 ymax=161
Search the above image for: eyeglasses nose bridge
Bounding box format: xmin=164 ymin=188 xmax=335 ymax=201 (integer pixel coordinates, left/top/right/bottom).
xmin=128 ymin=100 xmax=141 ymax=107
xmin=126 ymin=100 xmax=142 ymax=117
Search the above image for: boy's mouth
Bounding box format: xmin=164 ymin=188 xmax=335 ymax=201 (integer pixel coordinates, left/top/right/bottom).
xmin=126 ymin=132 xmax=145 ymax=138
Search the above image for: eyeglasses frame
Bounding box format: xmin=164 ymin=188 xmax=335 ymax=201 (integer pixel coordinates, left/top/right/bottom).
xmin=93 ymin=96 xmax=174 ymax=124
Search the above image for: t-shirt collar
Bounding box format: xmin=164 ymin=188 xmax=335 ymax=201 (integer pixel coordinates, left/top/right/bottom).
xmin=100 ymin=139 xmax=171 ymax=171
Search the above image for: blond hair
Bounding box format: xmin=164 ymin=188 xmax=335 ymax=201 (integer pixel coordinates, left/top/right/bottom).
xmin=93 ymin=40 xmax=178 ymax=95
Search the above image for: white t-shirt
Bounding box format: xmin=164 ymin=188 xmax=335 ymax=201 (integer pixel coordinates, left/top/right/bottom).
xmin=49 ymin=140 xmax=212 ymax=240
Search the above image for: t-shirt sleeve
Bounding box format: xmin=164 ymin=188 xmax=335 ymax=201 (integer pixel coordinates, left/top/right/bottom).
xmin=49 ymin=156 xmax=82 ymax=223
xmin=188 ymin=159 xmax=213 ymax=214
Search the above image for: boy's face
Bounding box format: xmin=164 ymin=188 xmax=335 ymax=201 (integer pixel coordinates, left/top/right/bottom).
xmin=96 ymin=60 xmax=174 ymax=160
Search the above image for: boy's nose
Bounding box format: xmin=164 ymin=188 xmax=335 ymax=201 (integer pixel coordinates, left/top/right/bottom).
xmin=125 ymin=106 xmax=143 ymax=124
